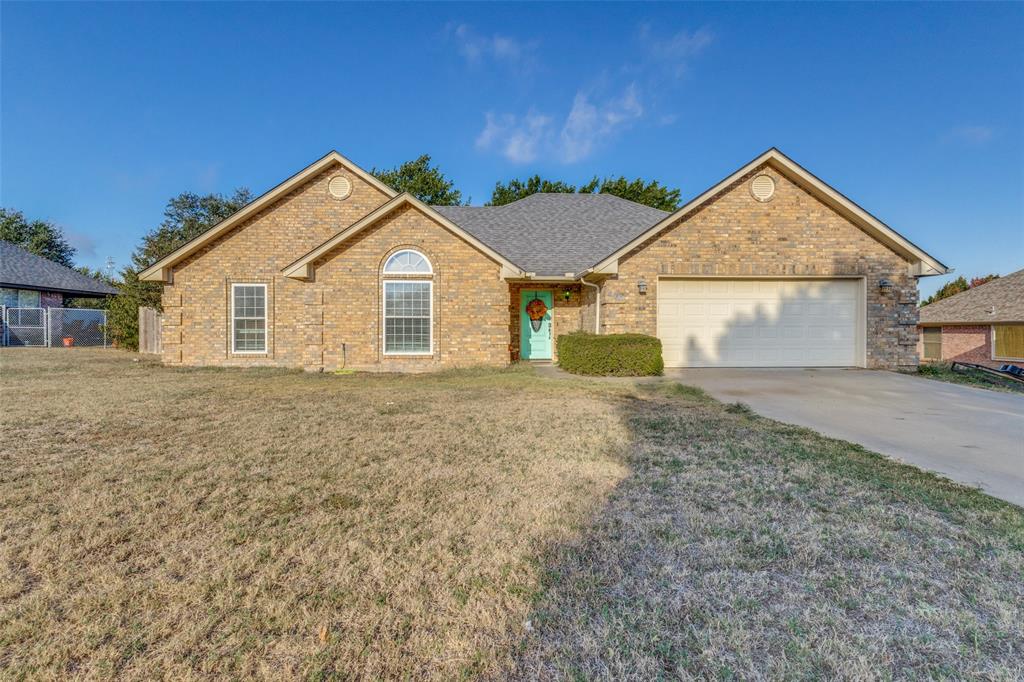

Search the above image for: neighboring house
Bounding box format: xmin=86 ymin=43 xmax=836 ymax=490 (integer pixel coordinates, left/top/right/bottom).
xmin=139 ymin=148 xmax=948 ymax=371
xmin=918 ymin=269 xmax=1024 ymax=367
xmin=1 ymin=240 xmax=118 ymax=308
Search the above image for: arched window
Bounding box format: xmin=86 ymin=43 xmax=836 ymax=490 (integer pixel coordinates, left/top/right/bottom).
xmin=383 ymin=249 xmax=432 ymax=274
xmin=382 ymin=249 xmax=433 ymax=355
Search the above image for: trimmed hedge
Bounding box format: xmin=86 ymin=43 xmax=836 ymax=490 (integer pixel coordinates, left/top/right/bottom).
xmin=557 ymin=332 xmax=664 ymax=376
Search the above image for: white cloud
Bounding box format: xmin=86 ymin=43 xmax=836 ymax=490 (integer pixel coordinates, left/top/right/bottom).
xmin=639 ymin=24 xmax=714 ymax=78
xmin=560 ymin=85 xmax=643 ymax=163
xmin=944 ymin=125 xmax=995 ymax=145
xmin=476 ymin=111 xmax=553 ymax=163
xmin=448 ymin=23 xmax=536 ymax=69
xmin=467 ymin=22 xmax=713 ymax=163
xmin=476 ymin=84 xmax=643 ymax=164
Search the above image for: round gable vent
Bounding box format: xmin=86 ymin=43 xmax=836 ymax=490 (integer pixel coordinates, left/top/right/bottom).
xmin=328 ymin=175 xmax=352 ymax=200
xmin=750 ymin=174 xmax=775 ymax=202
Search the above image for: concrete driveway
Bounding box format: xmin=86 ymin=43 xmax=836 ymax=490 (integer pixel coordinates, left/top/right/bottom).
xmin=668 ymin=368 xmax=1024 ymax=507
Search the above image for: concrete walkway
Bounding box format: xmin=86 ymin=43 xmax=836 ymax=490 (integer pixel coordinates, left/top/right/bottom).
xmin=668 ymin=368 xmax=1024 ymax=507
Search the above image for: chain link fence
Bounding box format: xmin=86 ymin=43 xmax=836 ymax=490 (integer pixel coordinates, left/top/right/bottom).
xmin=2 ymin=306 xmax=107 ymax=348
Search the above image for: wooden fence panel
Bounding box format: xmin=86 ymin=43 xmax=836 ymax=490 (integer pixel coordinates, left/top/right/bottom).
xmin=138 ymin=307 xmax=163 ymax=354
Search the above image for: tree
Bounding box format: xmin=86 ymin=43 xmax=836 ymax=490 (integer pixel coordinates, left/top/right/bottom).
xmin=488 ymin=175 xmax=682 ymax=211
xmin=371 ymin=155 xmax=463 ymax=205
xmin=969 ymin=274 xmax=999 ymax=289
xmin=0 ymin=208 xmax=76 ymax=267
xmin=107 ymin=189 xmax=252 ymax=349
xmin=487 ymin=176 xmax=578 ymax=206
xmin=581 ymin=176 xmax=682 ymax=212
xmin=65 ymin=267 xmax=119 ymax=309
xmin=921 ymin=273 xmax=1000 ymax=307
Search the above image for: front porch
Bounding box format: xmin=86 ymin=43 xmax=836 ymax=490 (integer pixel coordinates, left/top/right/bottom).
xmin=508 ymin=282 xmax=594 ymax=363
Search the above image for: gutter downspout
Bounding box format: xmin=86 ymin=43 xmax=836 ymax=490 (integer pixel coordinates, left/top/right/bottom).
xmin=579 ymin=271 xmax=601 ymax=334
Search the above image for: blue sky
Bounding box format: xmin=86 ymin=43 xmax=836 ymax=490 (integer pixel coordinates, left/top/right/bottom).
xmin=3 ymin=2 xmax=1022 ymax=297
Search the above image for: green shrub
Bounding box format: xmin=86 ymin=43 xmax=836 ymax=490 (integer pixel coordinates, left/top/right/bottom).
xmin=557 ymin=332 xmax=664 ymax=376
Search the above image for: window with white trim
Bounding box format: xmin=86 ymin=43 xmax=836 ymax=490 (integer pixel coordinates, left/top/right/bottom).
xmin=384 ymin=249 xmax=432 ymax=274
xmin=383 ymin=281 xmax=432 ymax=354
xmin=231 ymin=283 xmax=267 ymax=353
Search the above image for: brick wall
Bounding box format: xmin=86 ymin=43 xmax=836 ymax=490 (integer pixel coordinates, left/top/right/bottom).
xmin=161 ymin=162 xmax=510 ymax=371
xmin=917 ymin=325 xmax=997 ymax=367
xmin=40 ymin=291 xmax=63 ymax=308
xmin=599 ymin=164 xmax=919 ymax=369
xmin=162 ymin=158 xmax=927 ymax=372
xmin=309 ymin=205 xmax=510 ymax=371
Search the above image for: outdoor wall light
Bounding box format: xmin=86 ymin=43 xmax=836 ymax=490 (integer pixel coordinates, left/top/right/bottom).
xmin=878 ymin=278 xmax=894 ymax=293
xmin=562 ymin=290 xmax=572 ymax=302
xmin=637 ymin=278 xmax=648 ymax=295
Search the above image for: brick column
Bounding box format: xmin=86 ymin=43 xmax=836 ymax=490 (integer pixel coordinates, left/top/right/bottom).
xmin=304 ymin=289 xmax=325 ymax=371
xmin=162 ymin=289 xmax=183 ymax=364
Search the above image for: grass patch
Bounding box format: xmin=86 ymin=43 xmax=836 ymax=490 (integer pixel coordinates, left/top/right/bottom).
xmin=1 ymin=349 xmax=1021 ymax=679
xmin=513 ymin=383 xmax=1024 ymax=679
xmin=915 ymin=361 xmax=1024 ymax=393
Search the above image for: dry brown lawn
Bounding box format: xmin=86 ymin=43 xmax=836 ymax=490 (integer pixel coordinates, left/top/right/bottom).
xmin=1 ymin=349 xmax=1021 ymax=680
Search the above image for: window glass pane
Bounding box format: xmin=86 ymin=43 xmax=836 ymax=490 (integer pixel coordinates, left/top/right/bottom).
xmin=994 ymin=325 xmax=1024 ymax=359
xmin=384 ymin=282 xmax=431 ymax=353
xmin=1 ymin=288 xmax=19 ymax=308
xmin=19 ymin=290 xmax=41 ymax=307
xmin=922 ymin=327 xmax=941 ymax=360
xmin=384 ymin=250 xmax=431 ymax=274
xmin=233 ymin=284 xmax=266 ymax=352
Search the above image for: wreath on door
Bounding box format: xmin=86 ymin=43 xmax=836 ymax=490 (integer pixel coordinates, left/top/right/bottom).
xmin=525 ymin=296 xmax=548 ymax=332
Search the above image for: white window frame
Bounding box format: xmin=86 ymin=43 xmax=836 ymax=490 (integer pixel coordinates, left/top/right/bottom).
xmin=383 ymin=249 xmax=433 ymax=275
xmin=230 ymin=283 xmax=268 ymax=354
xmin=382 ymin=279 xmax=433 ymax=356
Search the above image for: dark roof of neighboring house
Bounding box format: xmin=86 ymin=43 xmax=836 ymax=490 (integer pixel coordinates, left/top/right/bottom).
xmin=432 ymin=193 xmax=671 ymax=276
xmin=0 ymin=241 xmax=118 ymax=297
xmin=919 ymin=268 xmax=1024 ymax=325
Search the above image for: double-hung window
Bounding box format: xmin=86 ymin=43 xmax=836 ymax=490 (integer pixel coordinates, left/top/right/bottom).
xmin=383 ymin=281 xmax=432 ymax=354
xmin=231 ymin=283 xmax=267 ymax=353
xmin=921 ymin=327 xmax=942 ymax=361
xmin=382 ymin=250 xmax=432 ymax=355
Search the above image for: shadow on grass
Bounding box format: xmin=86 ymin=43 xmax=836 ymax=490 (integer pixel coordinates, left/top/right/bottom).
xmin=508 ymin=381 xmax=1024 ymax=679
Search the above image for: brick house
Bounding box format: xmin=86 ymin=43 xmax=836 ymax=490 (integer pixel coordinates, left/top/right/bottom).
xmin=139 ymin=148 xmax=948 ymax=371
xmin=1 ymin=240 xmax=117 ymax=309
xmin=918 ymin=269 xmax=1024 ymax=367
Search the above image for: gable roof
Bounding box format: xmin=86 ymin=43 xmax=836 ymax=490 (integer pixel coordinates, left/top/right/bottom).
xmin=282 ymin=193 xmax=525 ymax=280
xmin=138 ymin=151 xmax=397 ymax=282
xmin=1 ymin=241 xmax=118 ymax=297
xmin=919 ymin=269 xmax=1024 ymax=325
xmin=139 ymin=147 xmax=949 ymax=284
xmin=432 ymin=193 xmax=670 ymax=277
xmin=588 ymin=148 xmax=949 ymax=278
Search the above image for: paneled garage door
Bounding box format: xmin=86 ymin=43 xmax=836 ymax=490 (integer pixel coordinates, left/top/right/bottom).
xmin=657 ymin=279 xmax=862 ymax=368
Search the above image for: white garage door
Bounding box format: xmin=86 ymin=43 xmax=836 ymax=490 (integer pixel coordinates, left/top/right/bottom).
xmin=657 ymin=279 xmax=861 ymax=368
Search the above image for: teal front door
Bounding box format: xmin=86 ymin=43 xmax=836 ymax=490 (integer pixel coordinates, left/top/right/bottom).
xmin=520 ymin=290 xmax=553 ymax=360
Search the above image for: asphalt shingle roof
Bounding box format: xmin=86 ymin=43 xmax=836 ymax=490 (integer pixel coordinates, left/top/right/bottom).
xmin=0 ymin=241 xmax=118 ymax=297
xmin=918 ymin=268 xmax=1024 ymax=325
xmin=432 ymin=193 xmax=670 ymax=276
